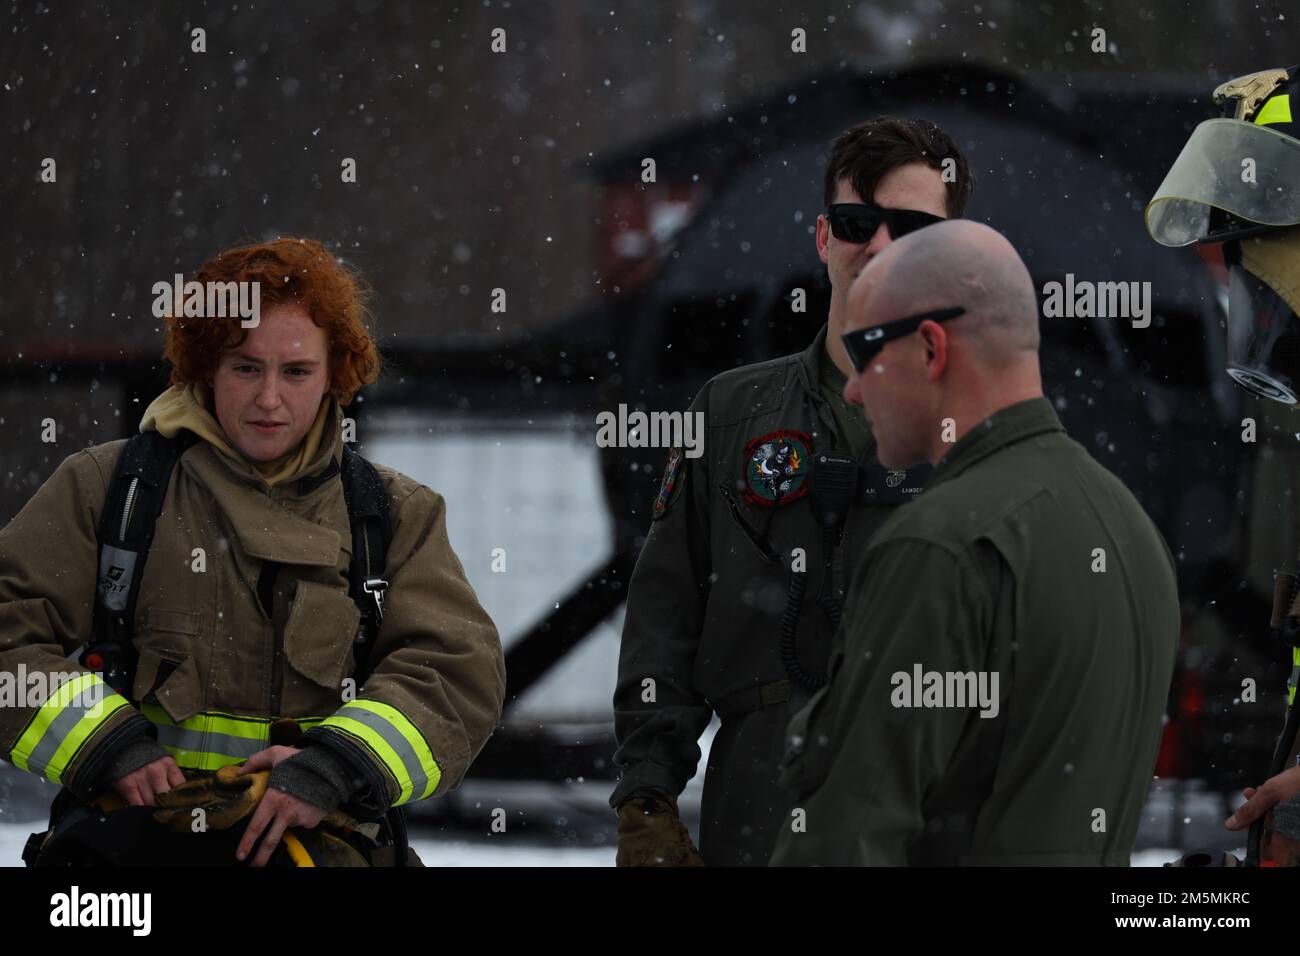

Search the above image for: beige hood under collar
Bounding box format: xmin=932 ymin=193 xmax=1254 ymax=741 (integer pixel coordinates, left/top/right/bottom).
xmin=138 ymin=381 xmax=339 ymax=488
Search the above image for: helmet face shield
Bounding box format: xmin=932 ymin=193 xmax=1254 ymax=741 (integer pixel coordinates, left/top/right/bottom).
xmin=1145 ymin=66 xmax=1300 ymax=403
xmin=1146 ymin=119 xmax=1300 ymax=247
xmin=1224 ymin=232 xmax=1300 ymax=404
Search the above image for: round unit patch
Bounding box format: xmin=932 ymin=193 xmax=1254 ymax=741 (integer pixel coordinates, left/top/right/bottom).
xmin=742 ymin=429 xmax=813 ymax=506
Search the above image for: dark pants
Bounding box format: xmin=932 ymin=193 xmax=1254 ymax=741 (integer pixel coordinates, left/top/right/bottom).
xmin=698 ymin=698 xmax=807 ymax=867
xmin=24 ymin=786 xmax=418 ymax=867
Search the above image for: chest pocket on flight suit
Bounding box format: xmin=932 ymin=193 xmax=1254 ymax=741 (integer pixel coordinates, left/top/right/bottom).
xmin=718 ymin=483 xmax=783 ymax=566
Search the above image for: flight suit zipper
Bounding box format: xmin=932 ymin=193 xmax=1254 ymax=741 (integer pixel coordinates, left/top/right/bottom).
xmin=718 ymin=484 xmax=781 ymax=564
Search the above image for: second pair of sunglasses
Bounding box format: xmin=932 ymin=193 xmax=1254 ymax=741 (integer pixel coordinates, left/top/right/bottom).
xmin=827 ymin=203 xmax=945 ymax=243
xmin=841 ymin=307 xmax=967 ymax=372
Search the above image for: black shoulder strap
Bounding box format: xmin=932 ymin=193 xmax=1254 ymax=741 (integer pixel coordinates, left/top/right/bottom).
xmin=339 ymin=445 xmax=392 ymax=687
xmin=85 ymin=431 xmax=198 ymax=698
xmin=84 ymin=434 xmax=395 ymax=697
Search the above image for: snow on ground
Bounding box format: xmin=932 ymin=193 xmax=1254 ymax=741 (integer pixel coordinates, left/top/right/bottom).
xmin=0 ymin=823 xmax=34 ymax=868
xmin=0 ymin=757 xmax=1244 ymax=868
xmin=0 ymin=820 xmax=618 ymax=867
xmin=410 ymin=838 xmax=613 ymax=867
xmin=1132 ymin=848 xmax=1192 ymax=867
xmin=0 ymin=822 xmax=1188 ymax=867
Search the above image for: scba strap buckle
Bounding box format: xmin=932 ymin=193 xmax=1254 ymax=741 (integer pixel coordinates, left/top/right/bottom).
xmin=362 ymin=577 xmax=389 ymax=626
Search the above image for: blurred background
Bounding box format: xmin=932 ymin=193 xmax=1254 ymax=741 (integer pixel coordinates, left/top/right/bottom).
xmin=3 ymin=0 xmax=1300 ymax=865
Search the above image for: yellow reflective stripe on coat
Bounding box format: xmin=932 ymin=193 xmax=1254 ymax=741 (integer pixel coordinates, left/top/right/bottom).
xmin=10 ymin=673 xmax=131 ymax=785
xmin=1290 ymin=646 xmax=1300 ymax=706
xmin=140 ymin=703 xmax=327 ymax=771
xmin=1255 ymin=93 xmax=1293 ymax=126
xmin=320 ymin=700 xmax=441 ymax=804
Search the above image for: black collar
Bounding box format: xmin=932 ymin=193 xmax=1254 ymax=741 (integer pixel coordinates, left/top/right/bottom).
xmin=297 ymin=456 xmax=341 ymax=495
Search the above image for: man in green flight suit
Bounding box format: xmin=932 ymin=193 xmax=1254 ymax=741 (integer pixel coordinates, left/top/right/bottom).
xmin=770 ymin=220 xmax=1181 ymax=865
xmin=611 ymin=117 xmax=974 ymax=866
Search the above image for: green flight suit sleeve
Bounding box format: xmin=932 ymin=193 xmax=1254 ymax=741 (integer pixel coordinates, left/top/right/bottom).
xmin=610 ymin=391 xmax=717 ymax=808
xmin=770 ymin=536 xmax=1004 ymax=865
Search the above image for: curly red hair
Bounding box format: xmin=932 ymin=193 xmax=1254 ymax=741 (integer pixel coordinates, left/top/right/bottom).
xmin=162 ymin=236 xmax=381 ymax=406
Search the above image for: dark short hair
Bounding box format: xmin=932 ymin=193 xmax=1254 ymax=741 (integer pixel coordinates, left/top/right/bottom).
xmin=823 ymin=116 xmax=974 ymax=217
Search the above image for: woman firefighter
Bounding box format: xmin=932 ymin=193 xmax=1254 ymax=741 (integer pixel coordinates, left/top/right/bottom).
xmin=0 ymin=236 xmax=505 ymax=866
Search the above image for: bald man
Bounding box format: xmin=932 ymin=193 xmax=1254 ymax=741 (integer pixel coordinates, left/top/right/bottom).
xmin=768 ymin=221 xmax=1180 ymax=866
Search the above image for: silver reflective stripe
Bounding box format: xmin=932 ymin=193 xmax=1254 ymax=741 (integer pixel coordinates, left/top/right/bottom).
xmin=153 ymin=723 xmax=266 ymax=761
xmin=334 ymin=705 xmax=432 ymax=797
xmin=26 ymin=683 xmax=114 ymax=778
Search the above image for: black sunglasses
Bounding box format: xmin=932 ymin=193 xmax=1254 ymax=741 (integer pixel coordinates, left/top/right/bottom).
xmin=827 ymin=203 xmax=945 ymax=243
xmin=841 ymin=307 xmax=967 ymax=372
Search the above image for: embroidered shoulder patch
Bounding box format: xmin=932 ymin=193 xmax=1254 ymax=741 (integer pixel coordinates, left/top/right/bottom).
xmin=742 ymin=429 xmax=813 ymax=506
xmin=652 ymin=446 xmax=686 ymax=520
